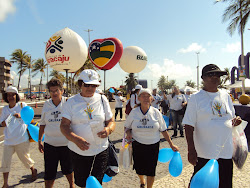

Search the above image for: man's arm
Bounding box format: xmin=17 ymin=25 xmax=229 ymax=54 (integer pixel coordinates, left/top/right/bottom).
xmin=60 ymin=117 xmax=90 ymax=151
xmin=185 ymin=124 xmax=197 ymax=166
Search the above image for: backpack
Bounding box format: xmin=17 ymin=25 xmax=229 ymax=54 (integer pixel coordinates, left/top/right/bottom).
xmin=125 ymin=94 xmax=137 ymax=115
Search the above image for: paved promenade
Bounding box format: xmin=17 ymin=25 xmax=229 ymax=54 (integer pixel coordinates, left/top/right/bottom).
xmin=0 ymin=103 xmax=249 ymax=187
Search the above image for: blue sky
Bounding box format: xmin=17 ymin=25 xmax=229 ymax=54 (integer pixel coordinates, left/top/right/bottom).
xmin=1 ymin=0 xmax=250 ymax=90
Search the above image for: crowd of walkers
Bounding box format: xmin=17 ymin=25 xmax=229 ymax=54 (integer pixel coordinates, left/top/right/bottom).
xmin=0 ymin=64 xmax=244 ymax=188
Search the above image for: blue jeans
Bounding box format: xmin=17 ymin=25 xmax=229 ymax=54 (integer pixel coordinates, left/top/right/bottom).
xmin=171 ymin=110 xmax=184 ymax=135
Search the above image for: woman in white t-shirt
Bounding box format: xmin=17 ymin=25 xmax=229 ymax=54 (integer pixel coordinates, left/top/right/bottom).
xmin=164 ymin=86 xmax=187 ymax=138
xmin=60 ymin=69 xmax=115 ymax=188
xmin=125 ymin=88 xmax=179 ymax=188
xmin=0 ymin=86 xmax=37 ymax=188
xmin=38 ymin=79 xmax=74 ymax=188
xmin=114 ymin=91 xmax=125 ymax=121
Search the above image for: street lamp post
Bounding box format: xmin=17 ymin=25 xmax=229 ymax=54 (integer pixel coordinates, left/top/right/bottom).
xmin=196 ymin=52 xmax=200 ymax=91
xmin=84 ymin=29 xmax=93 ymax=44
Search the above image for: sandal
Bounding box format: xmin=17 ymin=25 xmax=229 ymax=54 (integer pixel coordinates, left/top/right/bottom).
xmin=140 ymin=184 xmax=145 ymax=188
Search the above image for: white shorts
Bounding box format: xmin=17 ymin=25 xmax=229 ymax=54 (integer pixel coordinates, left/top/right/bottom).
xmin=0 ymin=141 xmax=35 ymax=172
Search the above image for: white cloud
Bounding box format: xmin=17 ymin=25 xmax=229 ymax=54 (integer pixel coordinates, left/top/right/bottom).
xmin=178 ymin=43 xmax=206 ymax=53
xmin=0 ymin=0 xmax=16 ymax=22
xmin=142 ymin=58 xmax=195 ymax=87
xmin=222 ymin=42 xmax=240 ymax=53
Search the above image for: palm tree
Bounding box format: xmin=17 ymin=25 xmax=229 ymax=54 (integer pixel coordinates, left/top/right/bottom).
xmin=32 ymin=58 xmax=47 ymax=99
xmin=157 ymin=76 xmax=167 ymax=90
xmin=185 ymin=80 xmax=196 ymax=88
xmin=50 ymin=70 xmax=66 ymax=84
xmin=219 ymin=67 xmax=231 ymax=88
xmin=22 ymin=56 xmax=33 ymax=97
xmin=219 ymin=0 xmax=250 ymax=36
xmin=10 ymin=49 xmax=29 ymax=90
xmin=125 ymin=73 xmax=137 ymax=92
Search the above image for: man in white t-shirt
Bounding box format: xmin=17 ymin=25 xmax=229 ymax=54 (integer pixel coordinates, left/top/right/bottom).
xmin=38 ymin=79 xmax=74 ymax=188
xmin=184 ymin=89 xmax=191 ymax=103
xmin=183 ymin=64 xmax=242 ymax=188
xmin=151 ymin=88 xmax=162 ymax=110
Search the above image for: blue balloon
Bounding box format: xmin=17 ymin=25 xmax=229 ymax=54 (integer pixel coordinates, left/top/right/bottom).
xmin=162 ymin=115 xmax=169 ymax=128
xmin=102 ymin=174 xmax=112 ymax=182
xmin=86 ymin=176 xmax=102 ymax=188
xmin=27 ymin=124 xmax=44 ymax=142
xmin=20 ymin=106 xmax=34 ymax=124
xmin=158 ymin=148 xmax=174 ymax=163
xmin=109 ymin=88 xmax=115 ymax=93
xmin=190 ymin=159 xmax=219 ymax=188
xmin=169 ymin=151 xmax=183 ymax=177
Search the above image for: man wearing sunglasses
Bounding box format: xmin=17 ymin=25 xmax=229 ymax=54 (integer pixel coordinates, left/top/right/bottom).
xmin=183 ymin=64 xmax=242 ymax=188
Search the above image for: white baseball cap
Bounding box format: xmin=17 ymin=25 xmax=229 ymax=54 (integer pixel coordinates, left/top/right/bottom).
xmin=6 ymin=86 xmax=18 ymax=94
xmin=135 ymin=84 xmax=142 ymax=90
xmin=117 ymin=91 xmax=122 ymax=94
xmin=78 ymin=69 xmax=100 ymax=85
xmin=138 ymin=88 xmax=152 ymax=96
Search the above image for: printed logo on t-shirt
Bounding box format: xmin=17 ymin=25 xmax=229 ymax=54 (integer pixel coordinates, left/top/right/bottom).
xmin=48 ymin=111 xmax=62 ymax=122
xmin=137 ymin=117 xmax=153 ymax=129
xmin=84 ymin=106 xmax=94 ymax=119
xmin=211 ymin=101 xmax=228 ymax=117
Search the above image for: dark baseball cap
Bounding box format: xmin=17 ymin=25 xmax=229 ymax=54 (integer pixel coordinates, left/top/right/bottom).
xmin=201 ymin=64 xmax=227 ymax=77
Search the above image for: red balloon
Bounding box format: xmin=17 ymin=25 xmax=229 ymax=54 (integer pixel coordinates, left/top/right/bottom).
xmin=88 ymin=37 xmax=123 ymax=70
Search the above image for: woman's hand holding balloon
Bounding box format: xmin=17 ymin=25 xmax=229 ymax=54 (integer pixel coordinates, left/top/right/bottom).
xmin=188 ymin=148 xmax=197 ymax=166
xmin=74 ymin=136 xmax=90 ymax=151
xmin=170 ymin=144 xmax=179 ymax=152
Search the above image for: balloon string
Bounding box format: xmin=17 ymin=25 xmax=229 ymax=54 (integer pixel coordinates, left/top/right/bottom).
xmin=215 ymin=119 xmax=236 ymax=159
xmin=89 ymin=155 xmax=96 ymax=176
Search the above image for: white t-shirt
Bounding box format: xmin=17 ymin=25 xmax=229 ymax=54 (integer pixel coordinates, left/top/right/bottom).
xmin=115 ymin=95 xmax=124 ymax=108
xmin=151 ymin=94 xmax=162 ymax=109
xmin=0 ymin=102 xmax=29 ymax=145
xmin=167 ymin=94 xmax=186 ymax=111
xmin=184 ymin=94 xmax=191 ymax=103
xmin=130 ymin=94 xmax=140 ymax=108
xmin=124 ymin=106 xmax=167 ymax=145
xmin=40 ymin=97 xmax=68 ymax=146
xmin=62 ymin=93 xmax=113 ymax=156
xmin=182 ymin=89 xmax=235 ymax=159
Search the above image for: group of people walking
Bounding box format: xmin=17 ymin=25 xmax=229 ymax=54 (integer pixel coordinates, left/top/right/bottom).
xmin=0 ymin=64 xmax=244 ymax=188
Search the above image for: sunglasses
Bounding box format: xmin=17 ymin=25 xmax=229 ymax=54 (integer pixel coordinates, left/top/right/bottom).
xmin=205 ymin=72 xmax=221 ymax=77
xmin=82 ymin=83 xmax=98 ymax=88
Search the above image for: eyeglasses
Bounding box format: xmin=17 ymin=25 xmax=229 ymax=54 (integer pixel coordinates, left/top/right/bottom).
xmin=205 ymin=72 xmax=221 ymax=77
xmin=49 ymin=89 xmax=62 ymax=94
xmin=82 ymin=83 xmax=98 ymax=88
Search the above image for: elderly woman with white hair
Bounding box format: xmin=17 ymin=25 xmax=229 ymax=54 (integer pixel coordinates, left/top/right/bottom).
xmin=125 ymin=88 xmax=179 ymax=188
xmin=60 ymin=69 xmax=115 ymax=188
xmin=0 ymin=86 xmax=37 ymax=188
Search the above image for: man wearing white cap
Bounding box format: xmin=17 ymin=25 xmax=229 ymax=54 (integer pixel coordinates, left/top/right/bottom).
xmin=185 ymin=89 xmax=191 ymax=103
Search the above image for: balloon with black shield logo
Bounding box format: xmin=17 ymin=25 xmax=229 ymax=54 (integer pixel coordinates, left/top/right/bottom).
xmin=119 ymin=46 xmax=147 ymax=73
xmin=44 ymin=27 xmax=88 ymax=72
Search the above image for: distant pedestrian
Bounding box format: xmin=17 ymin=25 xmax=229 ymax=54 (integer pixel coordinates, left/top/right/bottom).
xmin=38 ymin=79 xmax=74 ymax=188
xmin=0 ymin=86 xmax=37 ymax=188
xmin=115 ymin=91 xmax=125 ymax=121
xmin=151 ymin=88 xmax=162 ymax=110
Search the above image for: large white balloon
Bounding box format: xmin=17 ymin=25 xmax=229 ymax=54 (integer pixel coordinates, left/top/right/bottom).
xmin=45 ymin=27 xmax=88 ymax=72
xmin=119 ymin=46 xmax=147 ymax=73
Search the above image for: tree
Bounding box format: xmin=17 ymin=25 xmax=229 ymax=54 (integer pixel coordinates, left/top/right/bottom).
xmin=32 ymin=58 xmax=47 ymax=99
xmin=50 ymin=70 xmax=66 ymax=84
xmin=219 ymin=67 xmax=231 ymax=88
xmin=125 ymin=73 xmax=138 ymax=92
xmin=22 ymin=56 xmax=33 ymax=97
xmin=10 ymin=49 xmax=29 ymax=90
xmin=157 ymin=76 xmax=176 ymax=92
xmin=185 ymin=80 xmax=196 ymax=88
xmin=73 ymin=57 xmax=98 ymax=80
xmin=219 ymin=0 xmax=250 ymax=36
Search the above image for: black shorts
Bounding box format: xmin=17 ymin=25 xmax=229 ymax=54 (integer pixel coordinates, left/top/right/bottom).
xmin=71 ymin=148 xmax=109 ymax=187
xmin=44 ymin=143 xmax=73 ymax=180
xmin=132 ymin=140 xmax=160 ymax=176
